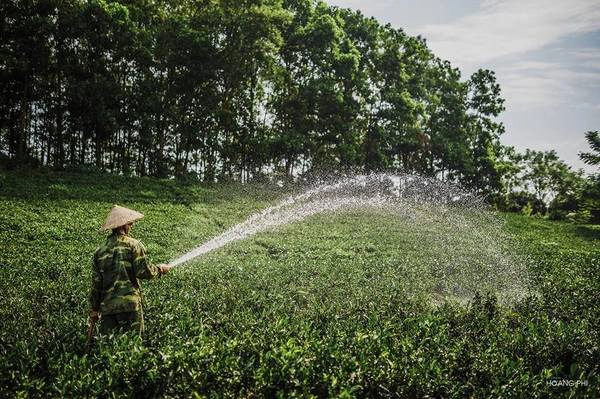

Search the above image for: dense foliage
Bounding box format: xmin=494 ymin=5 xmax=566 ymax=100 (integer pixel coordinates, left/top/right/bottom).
xmin=1 ymin=171 xmax=598 ymax=397
xmin=1 ymin=0 xmax=505 ymax=188
xmin=2 ymin=0 xmax=598 ymax=222
xmin=492 ymin=140 xmax=600 ymax=223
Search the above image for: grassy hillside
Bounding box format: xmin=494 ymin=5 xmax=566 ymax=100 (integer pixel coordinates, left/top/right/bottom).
xmin=0 ymin=171 xmax=598 ymax=398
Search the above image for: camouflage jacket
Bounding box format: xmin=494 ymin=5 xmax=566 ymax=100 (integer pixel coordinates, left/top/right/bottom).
xmin=90 ymin=233 xmax=161 ymax=315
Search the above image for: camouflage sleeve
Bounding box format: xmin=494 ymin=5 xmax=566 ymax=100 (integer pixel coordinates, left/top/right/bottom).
xmin=132 ymin=241 xmax=161 ymax=280
xmin=89 ymin=252 xmax=102 ymax=311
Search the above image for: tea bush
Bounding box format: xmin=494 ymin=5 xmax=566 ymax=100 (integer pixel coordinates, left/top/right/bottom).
xmin=0 ymin=170 xmax=598 ymax=398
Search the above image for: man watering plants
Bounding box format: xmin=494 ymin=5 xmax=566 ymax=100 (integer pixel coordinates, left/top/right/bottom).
xmin=88 ymin=205 xmax=172 ymax=337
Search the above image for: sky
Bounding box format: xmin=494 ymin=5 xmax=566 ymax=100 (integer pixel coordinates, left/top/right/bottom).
xmin=326 ymin=0 xmax=600 ymax=174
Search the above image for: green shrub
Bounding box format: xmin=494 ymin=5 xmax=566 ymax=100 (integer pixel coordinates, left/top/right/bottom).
xmin=1 ymin=171 xmax=598 ymax=397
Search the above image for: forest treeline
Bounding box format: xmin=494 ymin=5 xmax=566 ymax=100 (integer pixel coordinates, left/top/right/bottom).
xmin=1 ymin=0 xmax=598 ymax=221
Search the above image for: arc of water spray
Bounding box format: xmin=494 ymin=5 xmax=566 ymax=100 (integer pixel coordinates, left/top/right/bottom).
xmin=167 ymin=173 xmax=479 ymax=267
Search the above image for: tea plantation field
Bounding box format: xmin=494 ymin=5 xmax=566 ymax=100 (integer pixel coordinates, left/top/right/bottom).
xmin=0 ymin=171 xmax=598 ymax=398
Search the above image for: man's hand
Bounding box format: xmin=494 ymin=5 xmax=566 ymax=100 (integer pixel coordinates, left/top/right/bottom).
xmin=158 ymin=263 xmax=172 ymax=275
xmin=89 ymin=310 xmax=100 ymax=322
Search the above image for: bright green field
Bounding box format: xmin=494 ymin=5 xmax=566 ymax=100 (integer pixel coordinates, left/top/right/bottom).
xmin=0 ymin=171 xmax=598 ymax=398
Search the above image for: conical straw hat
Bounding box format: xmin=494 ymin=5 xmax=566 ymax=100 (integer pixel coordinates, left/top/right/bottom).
xmin=100 ymin=205 xmax=144 ymax=232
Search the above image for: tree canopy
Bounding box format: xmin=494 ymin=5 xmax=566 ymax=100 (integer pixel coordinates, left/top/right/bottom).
xmin=2 ymin=0 xmax=598 ymax=222
xmin=1 ymin=0 xmax=505 ymax=187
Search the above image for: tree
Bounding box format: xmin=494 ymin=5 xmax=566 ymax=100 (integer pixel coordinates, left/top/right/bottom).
xmin=1 ymin=0 xmax=523 ymax=189
xmin=507 ymin=149 xmax=584 ymax=218
xmin=462 ymin=69 xmax=505 ymax=196
xmin=577 ymin=130 xmax=600 ymax=223
xmin=579 ymin=131 xmax=600 ymax=167
xmin=425 ymin=59 xmax=469 ymax=180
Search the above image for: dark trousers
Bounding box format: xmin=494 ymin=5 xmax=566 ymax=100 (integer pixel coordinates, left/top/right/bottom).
xmin=100 ymin=311 xmax=144 ymax=335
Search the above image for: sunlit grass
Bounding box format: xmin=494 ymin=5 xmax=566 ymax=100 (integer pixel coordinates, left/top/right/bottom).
xmin=0 ymin=170 xmax=598 ymax=398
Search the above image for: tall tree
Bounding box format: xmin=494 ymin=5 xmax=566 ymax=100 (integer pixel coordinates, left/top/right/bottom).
xmin=577 ymin=130 xmax=600 ymax=223
xmin=579 ymin=131 xmax=600 ymax=167
xmin=463 ymin=69 xmax=505 ymax=195
xmin=0 ymin=0 xmax=524 ymax=192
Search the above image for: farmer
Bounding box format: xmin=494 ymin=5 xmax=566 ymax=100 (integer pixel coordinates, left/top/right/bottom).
xmin=89 ymin=205 xmax=172 ymax=336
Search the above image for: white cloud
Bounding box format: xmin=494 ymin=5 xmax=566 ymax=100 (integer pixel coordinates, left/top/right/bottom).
xmin=576 ymin=102 xmax=600 ymax=110
xmin=559 ymin=47 xmax=600 ymax=70
xmin=567 ymin=47 xmax=600 ymax=60
xmin=417 ymin=0 xmax=600 ymax=71
xmin=414 ymin=1 xmax=600 ymax=108
xmin=326 ymin=0 xmax=600 ymax=171
xmin=498 ymin=60 xmax=600 ymax=107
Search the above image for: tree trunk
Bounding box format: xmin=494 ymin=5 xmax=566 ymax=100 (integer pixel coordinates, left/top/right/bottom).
xmin=95 ymin=136 xmax=102 ymax=168
xmin=54 ymin=79 xmax=64 ymax=168
xmin=17 ymin=75 xmax=30 ymax=164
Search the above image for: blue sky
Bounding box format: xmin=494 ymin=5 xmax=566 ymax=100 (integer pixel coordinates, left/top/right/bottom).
xmin=327 ymin=0 xmax=600 ymax=173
